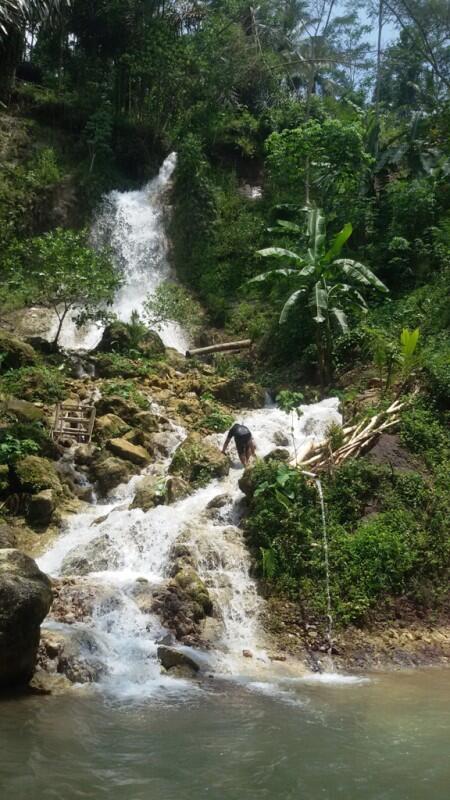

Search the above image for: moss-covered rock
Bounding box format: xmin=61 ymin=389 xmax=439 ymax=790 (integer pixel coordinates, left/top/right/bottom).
xmin=0 ymin=523 xmax=16 ymax=549
xmin=212 ymin=378 xmax=265 ymax=409
xmin=130 ymin=476 xmax=165 ymax=512
xmin=165 ymin=476 xmax=190 ymax=504
xmin=14 ymin=456 xmax=63 ymax=495
xmin=0 ymin=330 xmax=37 ymax=371
xmin=26 ymin=489 xmax=55 ymax=526
xmin=2 ymin=396 xmax=45 ymax=422
xmin=95 ymin=394 xmax=140 ymax=423
xmin=169 ymin=433 xmax=229 ymax=488
xmin=94 ymin=413 xmax=130 ymax=441
xmin=133 ymin=411 xmax=160 ymax=433
xmin=174 ymin=566 xmax=212 ymax=616
xmin=91 ymin=456 xmax=135 ymax=495
xmin=95 ymin=321 xmax=165 ymax=358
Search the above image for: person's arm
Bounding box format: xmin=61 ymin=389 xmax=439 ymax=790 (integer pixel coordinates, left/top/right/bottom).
xmin=222 ymin=427 xmax=234 ymax=454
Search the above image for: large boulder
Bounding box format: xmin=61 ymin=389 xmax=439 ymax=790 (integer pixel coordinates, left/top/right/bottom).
xmin=165 ymin=476 xmax=189 ymax=504
xmin=0 ymin=549 xmax=53 ymax=688
xmin=169 ymin=433 xmax=229 ymax=488
xmin=212 ymin=378 xmax=265 ymax=409
xmin=94 ymin=413 xmax=130 ymax=441
xmin=157 ymin=645 xmax=200 ymax=674
xmin=14 ymin=455 xmax=63 ymax=495
xmin=91 ymin=456 xmax=135 ymax=495
xmin=107 ymin=437 xmax=151 ymax=467
xmin=26 ymin=489 xmax=55 ymax=526
xmin=2 ymin=396 xmax=45 ymax=422
xmin=0 ymin=330 xmax=37 ymax=371
xmin=133 ymin=411 xmax=160 ymax=433
xmin=174 ymin=566 xmax=212 ymax=616
xmin=95 ymin=321 xmax=165 ymax=358
xmin=36 ymin=627 xmax=104 ymax=685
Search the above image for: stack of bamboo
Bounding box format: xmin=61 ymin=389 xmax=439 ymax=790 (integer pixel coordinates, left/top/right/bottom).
xmin=291 ymin=398 xmax=407 ymax=473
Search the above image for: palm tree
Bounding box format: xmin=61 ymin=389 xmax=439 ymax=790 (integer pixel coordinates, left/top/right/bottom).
xmin=249 ymin=207 xmax=388 ymax=384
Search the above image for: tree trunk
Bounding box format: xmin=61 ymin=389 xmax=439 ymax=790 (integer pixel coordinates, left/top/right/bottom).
xmin=186 ymin=340 xmax=252 ymax=357
xmin=0 ymin=29 xmax=23 ymax=104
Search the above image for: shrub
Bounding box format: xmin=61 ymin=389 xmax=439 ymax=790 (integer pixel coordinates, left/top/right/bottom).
xmin=0 ymin=365 xmax=65 ymax=402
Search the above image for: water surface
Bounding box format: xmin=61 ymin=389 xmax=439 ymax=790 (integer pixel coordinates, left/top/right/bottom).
xmin=1 ymin=670 xmax=449 ymax=800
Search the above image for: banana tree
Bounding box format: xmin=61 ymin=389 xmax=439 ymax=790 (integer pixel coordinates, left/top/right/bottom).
xmin=248 ymin=207 xmax=388 ymax=385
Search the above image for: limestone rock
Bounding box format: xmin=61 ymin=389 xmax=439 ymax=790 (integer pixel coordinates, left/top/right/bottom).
xmin=26 ymin=489 xmax=55 ymax=526
xmin=73 ymin=443 xmax=97 ymax=466
xmin=107 ymin=437 xmax=151 ymax=467
xmin=0 ymin=330 xmax=37 ymax=370
xmin=0 ymin=549 xmax=53 ymax=688
xmin=95 ymin=413 xmax=130 ymax=441
xmin=14 ymin=455 xmax=63 ymax=495
xmin=130 ymin=476 xmax=165 ymax=512
xmin=157 ymin=645 xmax=200 ymax=673
xmin=238 ymin=466 xmax=256 ymax=498
xmin=95 ymin=394 xmax=140 ymax=423
xmin=206 ymin=493 xmax=231 ymax=510
xmin=2 ymin=396 xmax=45 ymax=422
xmin=0 ymin=523 xmax=16 ymax=549
xmin=133 ymin=411 xmax=160 ymax=433
xmin=37 ymin=627 xmax=104 ymax=684
xmin=61 ymin=533 xmax=120 ymax=576
xmin=169 ymin=432 xmax=229 ymax=488
xmin=165 ymin=476 xmax=190 ymax=504
xmin=174 ymin=566 xmax=212 ymax=616
xmin=91 ymin=456 xmax=134 ymax=495
xmin=212 ymin=378 xmax=265 ymax=409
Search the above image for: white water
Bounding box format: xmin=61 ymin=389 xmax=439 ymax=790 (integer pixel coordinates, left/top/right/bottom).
xmin=54 ymin=152 xmax=189 ymax=353
xmin=38 ymin=397 xmax=342 ymax=697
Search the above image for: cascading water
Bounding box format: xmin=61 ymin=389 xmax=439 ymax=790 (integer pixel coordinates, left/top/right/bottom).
xmin=314 ymin=478 xmax=334 ymax=662
xmin=37 ymin=397 xmax=342 ymax=697
xmin=55 ymin=153 xmax=189 ymax=353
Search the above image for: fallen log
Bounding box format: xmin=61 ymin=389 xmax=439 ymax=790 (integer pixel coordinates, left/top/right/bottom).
xmin=186 ymin=339 xmax=252 ymax=358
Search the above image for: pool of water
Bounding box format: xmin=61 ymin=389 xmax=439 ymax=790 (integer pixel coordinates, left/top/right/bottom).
xmin=1 ymin=670 xmax=449 ymax=799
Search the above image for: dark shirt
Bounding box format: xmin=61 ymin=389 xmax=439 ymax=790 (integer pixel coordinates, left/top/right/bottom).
xmin=229 ymin=423 xmax=251 ymax=442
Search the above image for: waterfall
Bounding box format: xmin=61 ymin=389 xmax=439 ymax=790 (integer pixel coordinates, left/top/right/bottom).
xmin=55 ymin=153 xmax=189 ymax=353
xmin=37 ymin=398 xmax=342 ymax=696
xmin=314 ymin=478 xmax=334 ymax=661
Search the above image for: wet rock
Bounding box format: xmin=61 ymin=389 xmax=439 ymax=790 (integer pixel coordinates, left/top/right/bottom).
xmin=0 ymin=330 xmax=37 ymax=370
xmin=130 ymin=476 xmax=165 ymax=512
xmin=74 ymin=443 xmax=97 ymax=466
xmin=0 ymin=523 xmax=16 ymax=549
xmin=91 ymin=456 xmax=134 ymax=495
xmin=242 ymin=649 xmax=253 ymax=658
xmin=157 ymin=645 xmax=200 ymax=673
xmin=165 ymin=476 xmax=190 ymax=504
xmin=206 ymin=493 xmax=231 ymax=510
xmin=238 ymin=466 xmax=256 ymax=498
xmin=0 ymin=549 xmax=53 ymax=688
xmin=26 ymin=489 xmax=55 ymax=526
xmin=148 ymin=432 xmax=175 ymax=457
xmin=14 ymin=455 xmax=63 ymax=496
xmin=95 ymin=413 xmax=130 ymax=441
xmin=273 ymin=431 xmax=290 ymax=447
xmin=37 ymin=627 xmax=105 ymax=684
xmin=107 ymin=437 xmax=151 ymax=467
xmin=174 ymin=566 xmax=213 ymax=616
xmin=169 ymin=432 xmax=229 ymax=488
xmin=61 ymin=533 xmax=120 ymax=576
xmin=51 ymin=578 xmax=123 ymax=624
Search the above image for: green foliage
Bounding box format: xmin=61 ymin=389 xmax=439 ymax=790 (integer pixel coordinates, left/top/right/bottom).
xmin=249 ymin=207 xmax=387 ymax=383
xmin=246 ymin=453 xmax=449 ymax=625
xmin=4 ymin=228 xmax=120 ymax=346
xmin=143 ymin=282 xmax=204 ymax=338
xmin=0 ymin=434 xmax=39 ymax=465
xmin=276 ymin=390 xmax=304 ymax=413
xmin=194 ymin=393 xmax=234 ymax=434
xmin=0 ymin=365 xmax=65 ymax=401
xmin=101 ymin=380 xmax=148 ymax=409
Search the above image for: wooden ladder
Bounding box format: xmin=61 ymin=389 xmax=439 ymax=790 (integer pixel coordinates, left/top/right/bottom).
xmin=52 ymin=403 xmax=96 ymax=444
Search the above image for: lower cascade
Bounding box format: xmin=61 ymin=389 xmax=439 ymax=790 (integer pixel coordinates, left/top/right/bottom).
xmin=37 ymin=398 xmax=341 ymax=697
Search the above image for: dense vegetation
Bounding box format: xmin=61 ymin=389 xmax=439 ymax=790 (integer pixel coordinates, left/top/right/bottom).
xmin=0 ymin=1 xmax=448 ymax=633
